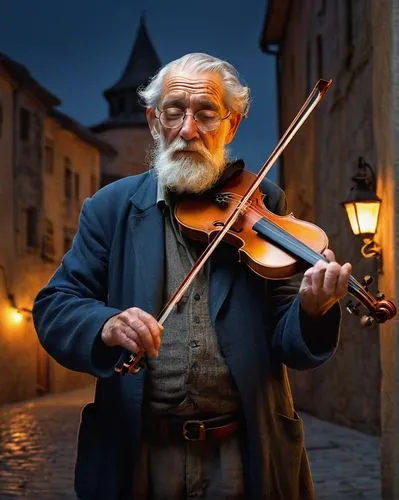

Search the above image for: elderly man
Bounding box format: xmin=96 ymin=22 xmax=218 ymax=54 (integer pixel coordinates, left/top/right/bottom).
xmin=33 ymin=53 xmax=351 ymax=500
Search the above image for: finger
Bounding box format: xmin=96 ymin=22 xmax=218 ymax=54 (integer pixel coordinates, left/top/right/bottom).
xmin=323 ymin=262 xmax=341 ymax=296
xmin=118 ymin=328 xmax=142 ymax=353
xmin=137 ymin=309 xmax=164 ymax=350
xmin=311 ymin=261 xmax=327 ymax=296
xmin=300 ymin=268 xmax=313 ymax=293
xmin=322 ymin=249 xmax=335 ymax=263
xmin=335 ymin=262 xmax=352 ymax=298
xmin=120 ymin=313 xmax=158 ymax=355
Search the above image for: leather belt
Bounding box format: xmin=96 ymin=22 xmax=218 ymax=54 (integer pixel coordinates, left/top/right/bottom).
xmin=147 ymin=413 xmax=240 ymax=442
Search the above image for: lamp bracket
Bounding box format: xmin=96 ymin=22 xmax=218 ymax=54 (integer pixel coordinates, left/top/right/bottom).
xmin=0 ymin=264 xmax=17 ymax=308
xmin=354 ymin=157 xmax=377 ymax=192
xmin=0 ymin=264 xmax=32 ymax=313
xmin=361 ymin=238 xmax=382 ymax=258
xmin=361 ymin=238 xmax=383 ymax=273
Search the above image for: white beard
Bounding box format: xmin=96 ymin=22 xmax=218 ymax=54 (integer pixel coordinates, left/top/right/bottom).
xmin=151 ymin=137 xmax=228 ymax=194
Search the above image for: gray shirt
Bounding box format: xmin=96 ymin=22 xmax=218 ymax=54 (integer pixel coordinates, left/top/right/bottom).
xmin=144 ymin=185 xmax=240 ymax=415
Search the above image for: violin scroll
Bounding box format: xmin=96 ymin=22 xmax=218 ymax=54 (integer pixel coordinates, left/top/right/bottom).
xmin=371 ymin=298 xmax=397 ymax=324
xmin=344 ymin=272 xmax=397 ymax=327
xmin=346 ymin=285 xmax=396 ymax=327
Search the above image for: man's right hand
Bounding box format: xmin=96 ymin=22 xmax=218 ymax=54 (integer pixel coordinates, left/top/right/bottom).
xmin=101 ymin=307 xmax=164 ymax=357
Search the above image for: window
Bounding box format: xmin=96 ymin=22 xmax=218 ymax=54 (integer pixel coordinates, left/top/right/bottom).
xmin=74 ymin=173 xmax=80 ymax=201
xmin=289 ymin=55 xmax=295 ymax=79
xmin=45 ymin=138 xmax=54 ymax=174
xmin=110 ymin=101 xmax=117 ymax=118
xmin=90 ymin=174 xmax=98 ymax=195
xmin=345 ymin=0 xmax=354 ymax=67
xmin=20 ymin=107 xmax=30 ymax=142
xmin=316 ymin=35 xmax=323 ymax=79
xmin=0 ymin=100 xmax=3 ymax=140
xmin=26 ymin=207 xmax=38 ymax=249
xmin=64 ymin=158 xmax=72 ymax=200
xmin=63 ymin=227 xmax=74 ymax=254
xmin=118 ymin=96 xmax=126 ymax=113
xmin=305 ymin=41 xmax=312 ymax=95
xmin=42 ymin=219 xmax=55 ymax=261
xmin=317 ymin=0 xmax=326 ymax=16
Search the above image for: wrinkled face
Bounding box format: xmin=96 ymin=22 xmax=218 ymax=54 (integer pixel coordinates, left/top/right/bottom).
xmin=147 ymin=69 xmax=241 ymax=194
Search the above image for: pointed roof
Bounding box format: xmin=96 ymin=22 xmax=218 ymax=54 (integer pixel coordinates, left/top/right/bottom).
xmin=91 ymin=16 xmax=161 ymax=132
xmin=104 ymin=15 xmax=161 ymax=98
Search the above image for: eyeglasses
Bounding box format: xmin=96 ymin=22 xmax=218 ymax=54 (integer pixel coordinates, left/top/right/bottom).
xmin=155 ymin=107 xmax=231 ymax=133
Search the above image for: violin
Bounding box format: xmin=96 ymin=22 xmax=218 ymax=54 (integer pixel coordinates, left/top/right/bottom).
xmin=175 ymin=168 xmax=397 ymax=326
xmin=114 ymin=79 xmax=396 ymax=375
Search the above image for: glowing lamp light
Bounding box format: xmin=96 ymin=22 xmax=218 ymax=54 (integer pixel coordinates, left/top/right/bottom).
xmin=9 ymin=308 xmax=24 ymax=324
xmin=343 ymin=200 xmax=381 ymax=236
xmin=342 ymin=157 xmax=382 ymax=263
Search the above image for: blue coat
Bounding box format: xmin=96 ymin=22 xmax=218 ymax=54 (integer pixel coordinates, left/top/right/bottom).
xmin=33 ymin=169 xmax=341 ymax=500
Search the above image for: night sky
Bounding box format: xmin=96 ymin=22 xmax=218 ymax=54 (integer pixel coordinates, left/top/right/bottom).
xmin=0 ymin=0 xmax=278 ymax=181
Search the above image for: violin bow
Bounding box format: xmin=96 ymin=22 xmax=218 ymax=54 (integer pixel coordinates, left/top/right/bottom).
xmin=115 ymin=79 xmax=333 ymax=375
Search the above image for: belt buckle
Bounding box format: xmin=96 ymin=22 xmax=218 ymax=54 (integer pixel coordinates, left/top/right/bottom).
xmin=182 ymin=420 xmax=206 ymax=441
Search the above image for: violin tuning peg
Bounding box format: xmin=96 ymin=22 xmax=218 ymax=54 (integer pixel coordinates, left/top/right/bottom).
xmin=346 ymin=300 xmax=361 ymax=316
xmin=376 ymin=291 xmax=385 ymax=300
xmin=362 ymin=275 xmax=373 ymax=289
xmin=360 ymin=315 xmax=374 ymax=328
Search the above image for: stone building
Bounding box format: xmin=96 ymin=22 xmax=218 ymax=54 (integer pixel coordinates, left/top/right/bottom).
xmin=0 ymin=52 xmax=116 ymax=405
xmin=261 ymin=1 xmax=399 ymax=497
xmin=91 ymin=16 xmax=161 ymax=185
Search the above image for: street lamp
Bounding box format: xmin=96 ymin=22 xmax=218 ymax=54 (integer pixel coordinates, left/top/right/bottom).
xmin=342 ymin=157 xmax=382 ymax=264
xmin=0 ymin=265 xmax=32 ymax=321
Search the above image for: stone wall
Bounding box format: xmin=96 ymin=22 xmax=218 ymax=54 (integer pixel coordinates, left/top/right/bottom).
xmin=0 ymin=72 xmax=14 ymax=271
xmin=0 ymin=73 xmax=100 ymax=404
xmin=43 ymin=116 xmax=101 ymax=260
xmin=278 ymin=0 xmax=381 ymax=434
xmin=372 ymin=1 xmax=399 ymax=498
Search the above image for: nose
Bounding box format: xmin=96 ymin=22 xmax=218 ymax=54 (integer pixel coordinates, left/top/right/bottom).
xmin=179 ymin=113 xmax=199 ymax=141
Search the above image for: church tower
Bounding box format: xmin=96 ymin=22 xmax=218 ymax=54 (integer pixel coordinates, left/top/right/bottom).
xmin=91 ymin=16 xmax=161 ymax=185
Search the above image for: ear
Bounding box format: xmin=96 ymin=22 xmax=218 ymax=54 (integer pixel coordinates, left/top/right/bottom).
xmin=146 ymin=107 xmax=160 ymax=139
xmin=224 ymin=113 xmax=243 ymax=145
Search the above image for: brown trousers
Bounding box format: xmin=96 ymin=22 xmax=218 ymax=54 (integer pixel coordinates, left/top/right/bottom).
xmin=133 ymin=431 xmax=246 ymax=499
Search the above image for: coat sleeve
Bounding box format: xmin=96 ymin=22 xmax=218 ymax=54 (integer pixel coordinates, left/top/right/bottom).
xmin=261 ymin=178 xmax=341 ymax=370
xmin=32 ymin=194 xmax=123 ymax=378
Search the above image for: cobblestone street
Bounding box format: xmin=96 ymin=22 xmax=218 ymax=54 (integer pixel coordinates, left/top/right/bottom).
xmin=0 ymin=386 xmax=380 ymax=500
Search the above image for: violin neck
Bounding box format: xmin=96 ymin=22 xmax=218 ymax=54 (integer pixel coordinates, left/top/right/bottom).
xmin=253 ymin=217 xmax=328 ymax=268
xmin=253 ymin=217 xmax=377 ymax=312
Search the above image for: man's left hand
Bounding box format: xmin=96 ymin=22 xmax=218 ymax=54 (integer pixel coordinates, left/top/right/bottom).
xmin=299 ymin=249 xmax=352 ymax=317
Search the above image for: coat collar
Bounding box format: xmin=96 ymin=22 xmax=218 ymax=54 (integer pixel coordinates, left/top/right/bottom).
xmin=128 ymin=169 xmax=158 ymax=213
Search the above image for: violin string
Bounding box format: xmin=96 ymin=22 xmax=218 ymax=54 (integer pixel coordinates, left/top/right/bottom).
xmin=220 ymin=193 xmax=376 ymax=308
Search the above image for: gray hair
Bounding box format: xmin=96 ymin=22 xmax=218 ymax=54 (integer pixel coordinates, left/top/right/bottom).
xmin=138 ymin=52 xmax=250 ymax=116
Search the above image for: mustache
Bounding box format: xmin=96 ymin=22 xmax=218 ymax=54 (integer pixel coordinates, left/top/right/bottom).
xmin=167 ymin=139 xmax=209 ymax=157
